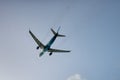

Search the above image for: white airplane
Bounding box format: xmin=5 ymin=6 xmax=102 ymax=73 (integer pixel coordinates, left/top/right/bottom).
xmin=29 ymin=27 xmax=71 ymax=57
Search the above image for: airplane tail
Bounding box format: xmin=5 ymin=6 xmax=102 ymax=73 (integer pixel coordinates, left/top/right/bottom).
xmin=51 ymin=27 xmax=66 ymax=37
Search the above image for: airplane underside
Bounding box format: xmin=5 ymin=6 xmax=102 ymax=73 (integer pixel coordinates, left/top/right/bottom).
xmin=39 ymin=52 xmax=44 ymax=57
xmin=29 ymin=27 xmax=70 ymax=57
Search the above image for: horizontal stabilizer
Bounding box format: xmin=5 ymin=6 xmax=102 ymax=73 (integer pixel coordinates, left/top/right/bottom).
xmin=51 ymin=28 xmax=56 ymax=35
xmin=57 ymin=34 xmax=66 ymax=37
xmin=51 ymin=28 xmax=66 ymax=37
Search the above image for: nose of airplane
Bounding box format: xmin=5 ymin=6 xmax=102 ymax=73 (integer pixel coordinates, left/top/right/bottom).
xmin=39 ymin=52 xmax=44 ymax=57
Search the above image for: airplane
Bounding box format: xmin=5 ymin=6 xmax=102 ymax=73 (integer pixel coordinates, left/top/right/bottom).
xmin=29 ymin=27 xmax=71 ymax=57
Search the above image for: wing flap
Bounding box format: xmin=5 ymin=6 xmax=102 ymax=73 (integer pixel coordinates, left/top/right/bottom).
xmin=29 ymin=30 xmax=44 ymax=49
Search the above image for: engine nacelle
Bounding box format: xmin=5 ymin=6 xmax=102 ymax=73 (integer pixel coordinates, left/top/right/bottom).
xmin=36 ymin=46 xmax=39 ymax=50
xmin=49 ymin=52 xmax=53 ymax=56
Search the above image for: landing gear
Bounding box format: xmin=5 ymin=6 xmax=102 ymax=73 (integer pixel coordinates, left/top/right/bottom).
xmin=36 ymin=46 xmax=39 ymax=50
xmin=49 ymin=52 xmax=53 ymax=56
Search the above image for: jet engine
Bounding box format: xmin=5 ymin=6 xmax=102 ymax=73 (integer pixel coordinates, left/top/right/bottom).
xmin=49 ymin=52 xmax=53 ymax=56
xmin=36 ymin=46 xmax=39 ymax=50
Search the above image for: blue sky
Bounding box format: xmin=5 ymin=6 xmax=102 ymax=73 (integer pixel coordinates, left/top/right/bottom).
xmin=0 ymin=0 xmax=120 ymax=80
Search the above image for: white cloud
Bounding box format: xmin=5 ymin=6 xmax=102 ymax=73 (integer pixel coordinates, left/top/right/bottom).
xmin=67 ymin=74 xmax=86 ymax=80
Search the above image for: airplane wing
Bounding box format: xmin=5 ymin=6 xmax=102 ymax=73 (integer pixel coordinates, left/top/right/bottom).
xmin=48 ymin=48 xmax=71 ymax=53
xmin=29 ymin=30 xmax=44 ymax=49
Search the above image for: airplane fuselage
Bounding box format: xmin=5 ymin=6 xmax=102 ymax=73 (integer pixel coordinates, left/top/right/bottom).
xmin=40 ymin=33 xmax=58 ymax=56
xmin=29 ymin=27 xmax=70 ymax=57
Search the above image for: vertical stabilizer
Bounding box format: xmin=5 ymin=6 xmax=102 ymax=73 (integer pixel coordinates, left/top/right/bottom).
xmin=57 ymin=26 xmax=61 ymax=33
